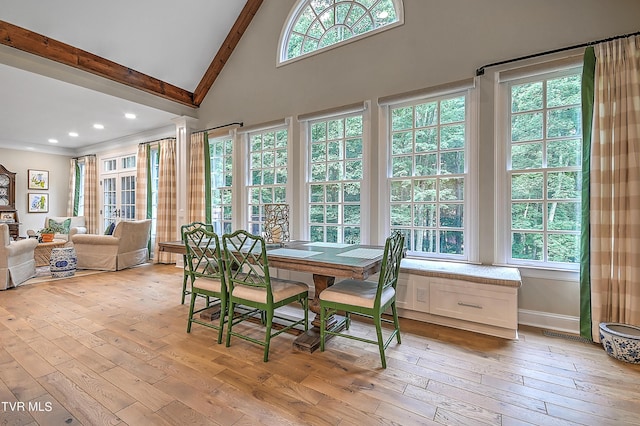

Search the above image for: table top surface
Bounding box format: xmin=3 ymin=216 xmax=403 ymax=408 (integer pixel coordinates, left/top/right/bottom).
xmin=159 ymin=240 xmax=385 ymax=280
xmin=36 ymin=239 xmax=66 ymax=247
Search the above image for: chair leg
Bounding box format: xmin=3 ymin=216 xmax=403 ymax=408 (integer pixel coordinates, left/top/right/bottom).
xmin=320 ymin=305 xmax=326 ymax=352
xmin=263 ymin=310 xmax=274 ymax=362
xmin=181 ymin=266 xmax=188 ymax=305
xmin=373 ymin=314 xmax=387 ymax=369
xmin=187 ymin=291 xmax=197 ymax=333
xmin=216 ymin=297 xmax=226 ymax=344
xmin=391 ymin=302 xmax=402 ymax=344
xmin=225 ymin=302 xmax=235 ymax=347
xmin=303 ymin=297 xmax=309 ymax=331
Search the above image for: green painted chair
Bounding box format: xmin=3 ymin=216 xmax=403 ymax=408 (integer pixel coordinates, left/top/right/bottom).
xmin=222 ymin=230 xmax=309 ymax=362
xmin=181 ymin=222 xmax=213 ymax=304
xmin=319 ymin=231 xmax=405 ymax=368
xmin=184 ymin=226 xmax=228 ymax=344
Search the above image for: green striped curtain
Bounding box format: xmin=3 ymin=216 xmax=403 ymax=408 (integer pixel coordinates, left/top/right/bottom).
xmin=579 ymin=47 xmax=595 ymax=341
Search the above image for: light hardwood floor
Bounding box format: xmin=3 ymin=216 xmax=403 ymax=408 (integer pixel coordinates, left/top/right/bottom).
xmin=1 ymin=264 xmax=639 ymax=425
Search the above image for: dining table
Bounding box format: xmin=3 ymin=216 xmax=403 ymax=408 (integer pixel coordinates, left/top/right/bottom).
xmin=158 ymin=239 xmax=387 ymax=352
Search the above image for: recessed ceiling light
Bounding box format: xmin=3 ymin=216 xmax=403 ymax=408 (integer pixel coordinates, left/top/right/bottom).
xmin=125 ymin=113 xmax=136 ymax=119
xmin=48 ymin=138 xmax=58 ymax=144
xmin=69 ymin=132 xmax=79 ymax=137
xmin=93 ymin=124 xmax=104 ymax=129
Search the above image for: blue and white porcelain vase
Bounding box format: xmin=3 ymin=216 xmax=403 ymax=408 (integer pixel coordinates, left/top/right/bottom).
xmin=49 ymin=247 xmax=77 ymax=278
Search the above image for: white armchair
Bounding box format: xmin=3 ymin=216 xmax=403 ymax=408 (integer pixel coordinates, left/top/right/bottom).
xmin=1 ymin=223 xmax=38 ymax=290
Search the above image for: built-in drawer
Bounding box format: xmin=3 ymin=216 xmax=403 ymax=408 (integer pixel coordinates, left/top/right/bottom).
xmin=429 ymin=278 xmax=517 ymax=329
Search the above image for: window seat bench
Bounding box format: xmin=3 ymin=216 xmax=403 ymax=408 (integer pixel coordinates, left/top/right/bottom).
xmin=397 ymin=259 xmax=522 ymax=339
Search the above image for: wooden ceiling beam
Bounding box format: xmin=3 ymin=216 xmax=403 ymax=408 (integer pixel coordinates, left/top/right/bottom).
xmin=193 ymin=0 xmax=263 ymax=106
xmin=0 ymin=20 xmax=195 ymax=107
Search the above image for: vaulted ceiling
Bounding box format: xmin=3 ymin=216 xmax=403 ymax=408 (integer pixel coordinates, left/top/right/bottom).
xmin=0 ymin=0 xmax=263 ymax=153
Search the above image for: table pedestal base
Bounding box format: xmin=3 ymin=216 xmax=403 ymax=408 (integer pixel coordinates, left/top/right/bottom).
xmin=292 ymin=273 xmax=344 ymax=353
xmin=292 ymin=315 xmax=346 ymax=353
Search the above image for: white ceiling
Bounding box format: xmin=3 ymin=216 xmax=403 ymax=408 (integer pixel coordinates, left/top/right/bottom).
xmin=0 ymin=0 xmax=248 ymax=154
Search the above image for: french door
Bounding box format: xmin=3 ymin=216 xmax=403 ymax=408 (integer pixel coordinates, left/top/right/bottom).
xmin=102 ymin=172 xmax=136 ymax=231
xmin=101 ymin=154 xmax=137 ymax=232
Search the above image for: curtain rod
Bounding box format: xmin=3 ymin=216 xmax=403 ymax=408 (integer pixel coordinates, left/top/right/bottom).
xmin=138 ymin=137 xmax=176 ymax=146
xmin=72 ymin=154 xmax=96 ymax=160
xmin=194 ymin=121 xmax=244 ymax=134
xmin=476 ymin=30 xmax=640 ymax=76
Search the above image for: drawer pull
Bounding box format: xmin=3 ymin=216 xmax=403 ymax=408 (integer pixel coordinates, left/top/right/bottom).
xmin=458 ymin=302 xmax=483 ymax=309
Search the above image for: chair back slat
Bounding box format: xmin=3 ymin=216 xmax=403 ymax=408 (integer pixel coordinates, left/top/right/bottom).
xmin=223 ymin=230 xmax=271 ymax=291
xmin=377 ymin=231 xmax=405 ymax=296
xmin=183 ymin=227 xmax=225 ymax=281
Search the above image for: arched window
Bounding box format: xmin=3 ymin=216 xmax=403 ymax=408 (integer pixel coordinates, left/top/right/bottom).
xmin=279 ymin=0 xmax=403 ymax=65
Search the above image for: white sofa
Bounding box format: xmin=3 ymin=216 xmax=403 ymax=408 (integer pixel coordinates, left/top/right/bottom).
xmin=42 ymin=216 xmax=87 ymax=243
xmin=71 ymin=220 xmax=152 ymax=271
xmin=1 ymin=223 xmax=38 ymax=290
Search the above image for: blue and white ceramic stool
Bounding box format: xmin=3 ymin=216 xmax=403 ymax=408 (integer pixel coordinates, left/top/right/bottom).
xmin=49 ymin=247 xmax=77 ymax=278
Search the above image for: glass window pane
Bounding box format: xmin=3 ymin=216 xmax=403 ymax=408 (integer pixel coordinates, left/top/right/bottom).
xmin=547 ymin=75 xmax=581 ymax=107
xmin=512 ymin=82 xmax=543 ymax=113
xmin=548 ymin=202 xmax=581 ymax=230
xmin=440 ymin=124 xmax=465 ymax=149
xmin=310 ymin=184 xmax=324 ymax=202
xmin=511 ymin=232 xmax=543 ymax=260
xmin=511 ymin=143 xmax=543 ymax=170
xmin=547 ymin=106 xmax=581 ymax=139
xmin=512 ymin=173 xmax=543 ymax=200
xmin=440 ymin=230 xmax=463 ymax=255
xmin=415 ymin=153 xmax=437 ymax=176
xmin=547 ymin=171 xmax=580 ymax=199
xmin=344 ymin=182 xmax=360 ymax=202
xmin=512 ymin=202 xmax=543 ymax=230
xmin=414 ymin=179 xmax=436 ymax=201
xmin=391 ymin=205 xmax=411 ymax=226
xmin=392 ymin=156 xmax=413 ymax=177
xmin=547 ymin=139 xmax=581 ymax=168
xmin=392 ymin=107 xmax=413 ymax=131
xmin=440 ymin=96 xmax=465 ymax=124
xmin=439 ymin=204 xmax=463 ymax=228
xmin=439 ymin=178 xmax=464 ymax=201
xmin=440 ymin=151 xmax=464 ymax=174
xmin=310 ymin=205 xmax=324 ymax=223
xmin=413 ymin=204 xmax=436 ymax=227
xmin=415 ymin=102 xmax=438 ymax=127
xmin=392 ymin=132 xmax=413 ymax=155
xmin=548 ymin=234 xmax=580 ymax=262
xmin=391 ymin=180 xmax=411 ymax=202
xmin=415 ymin=128 xmax=437 ymax=152
xmin=344 ymin=205 xmax=360 ymax=224
xmin=512 ymin=112 xmax=543 ymax=142
xmin=414 ymin=229 xmax=437 ymax=253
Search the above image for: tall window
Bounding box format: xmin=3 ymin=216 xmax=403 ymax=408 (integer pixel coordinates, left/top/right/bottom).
xmin=209 ymin=136 xmax=234 ymax=234
xmin=308 ymin=113 xmax=363 ymax=243
xmin=77 ymin=162 xmax=85 ymax=216
xmin=279 ymin=0 xmax=403 ymax=64
xmin=150 ymin=146 xmax=159 ymax=240
xmin=247 ymin=127 xmax=289 ymax=236
xmin=389 ymin=93 xmax=468 ymax=258
xmin=502 ymin=68 xmax=582 ymax=268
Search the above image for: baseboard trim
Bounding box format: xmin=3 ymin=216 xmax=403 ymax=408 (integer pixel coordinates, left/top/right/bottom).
xmin=518 ymin=309 xmax=580 ymax=334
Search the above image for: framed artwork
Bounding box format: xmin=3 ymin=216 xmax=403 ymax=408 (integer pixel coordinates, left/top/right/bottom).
xmin=28 ymin=169 xmax=49 ymax=190
xmin=28 ymin=193 xmax=49 ymax=213
xmin=0 ymin=212 xmax=15 ymax=222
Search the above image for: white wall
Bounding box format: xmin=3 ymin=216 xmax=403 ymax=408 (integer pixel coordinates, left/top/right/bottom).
xmin=196 ymin=0 xmax=640 ymax=329
xmin=0 ymin=147 xmax=72 ymax=234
